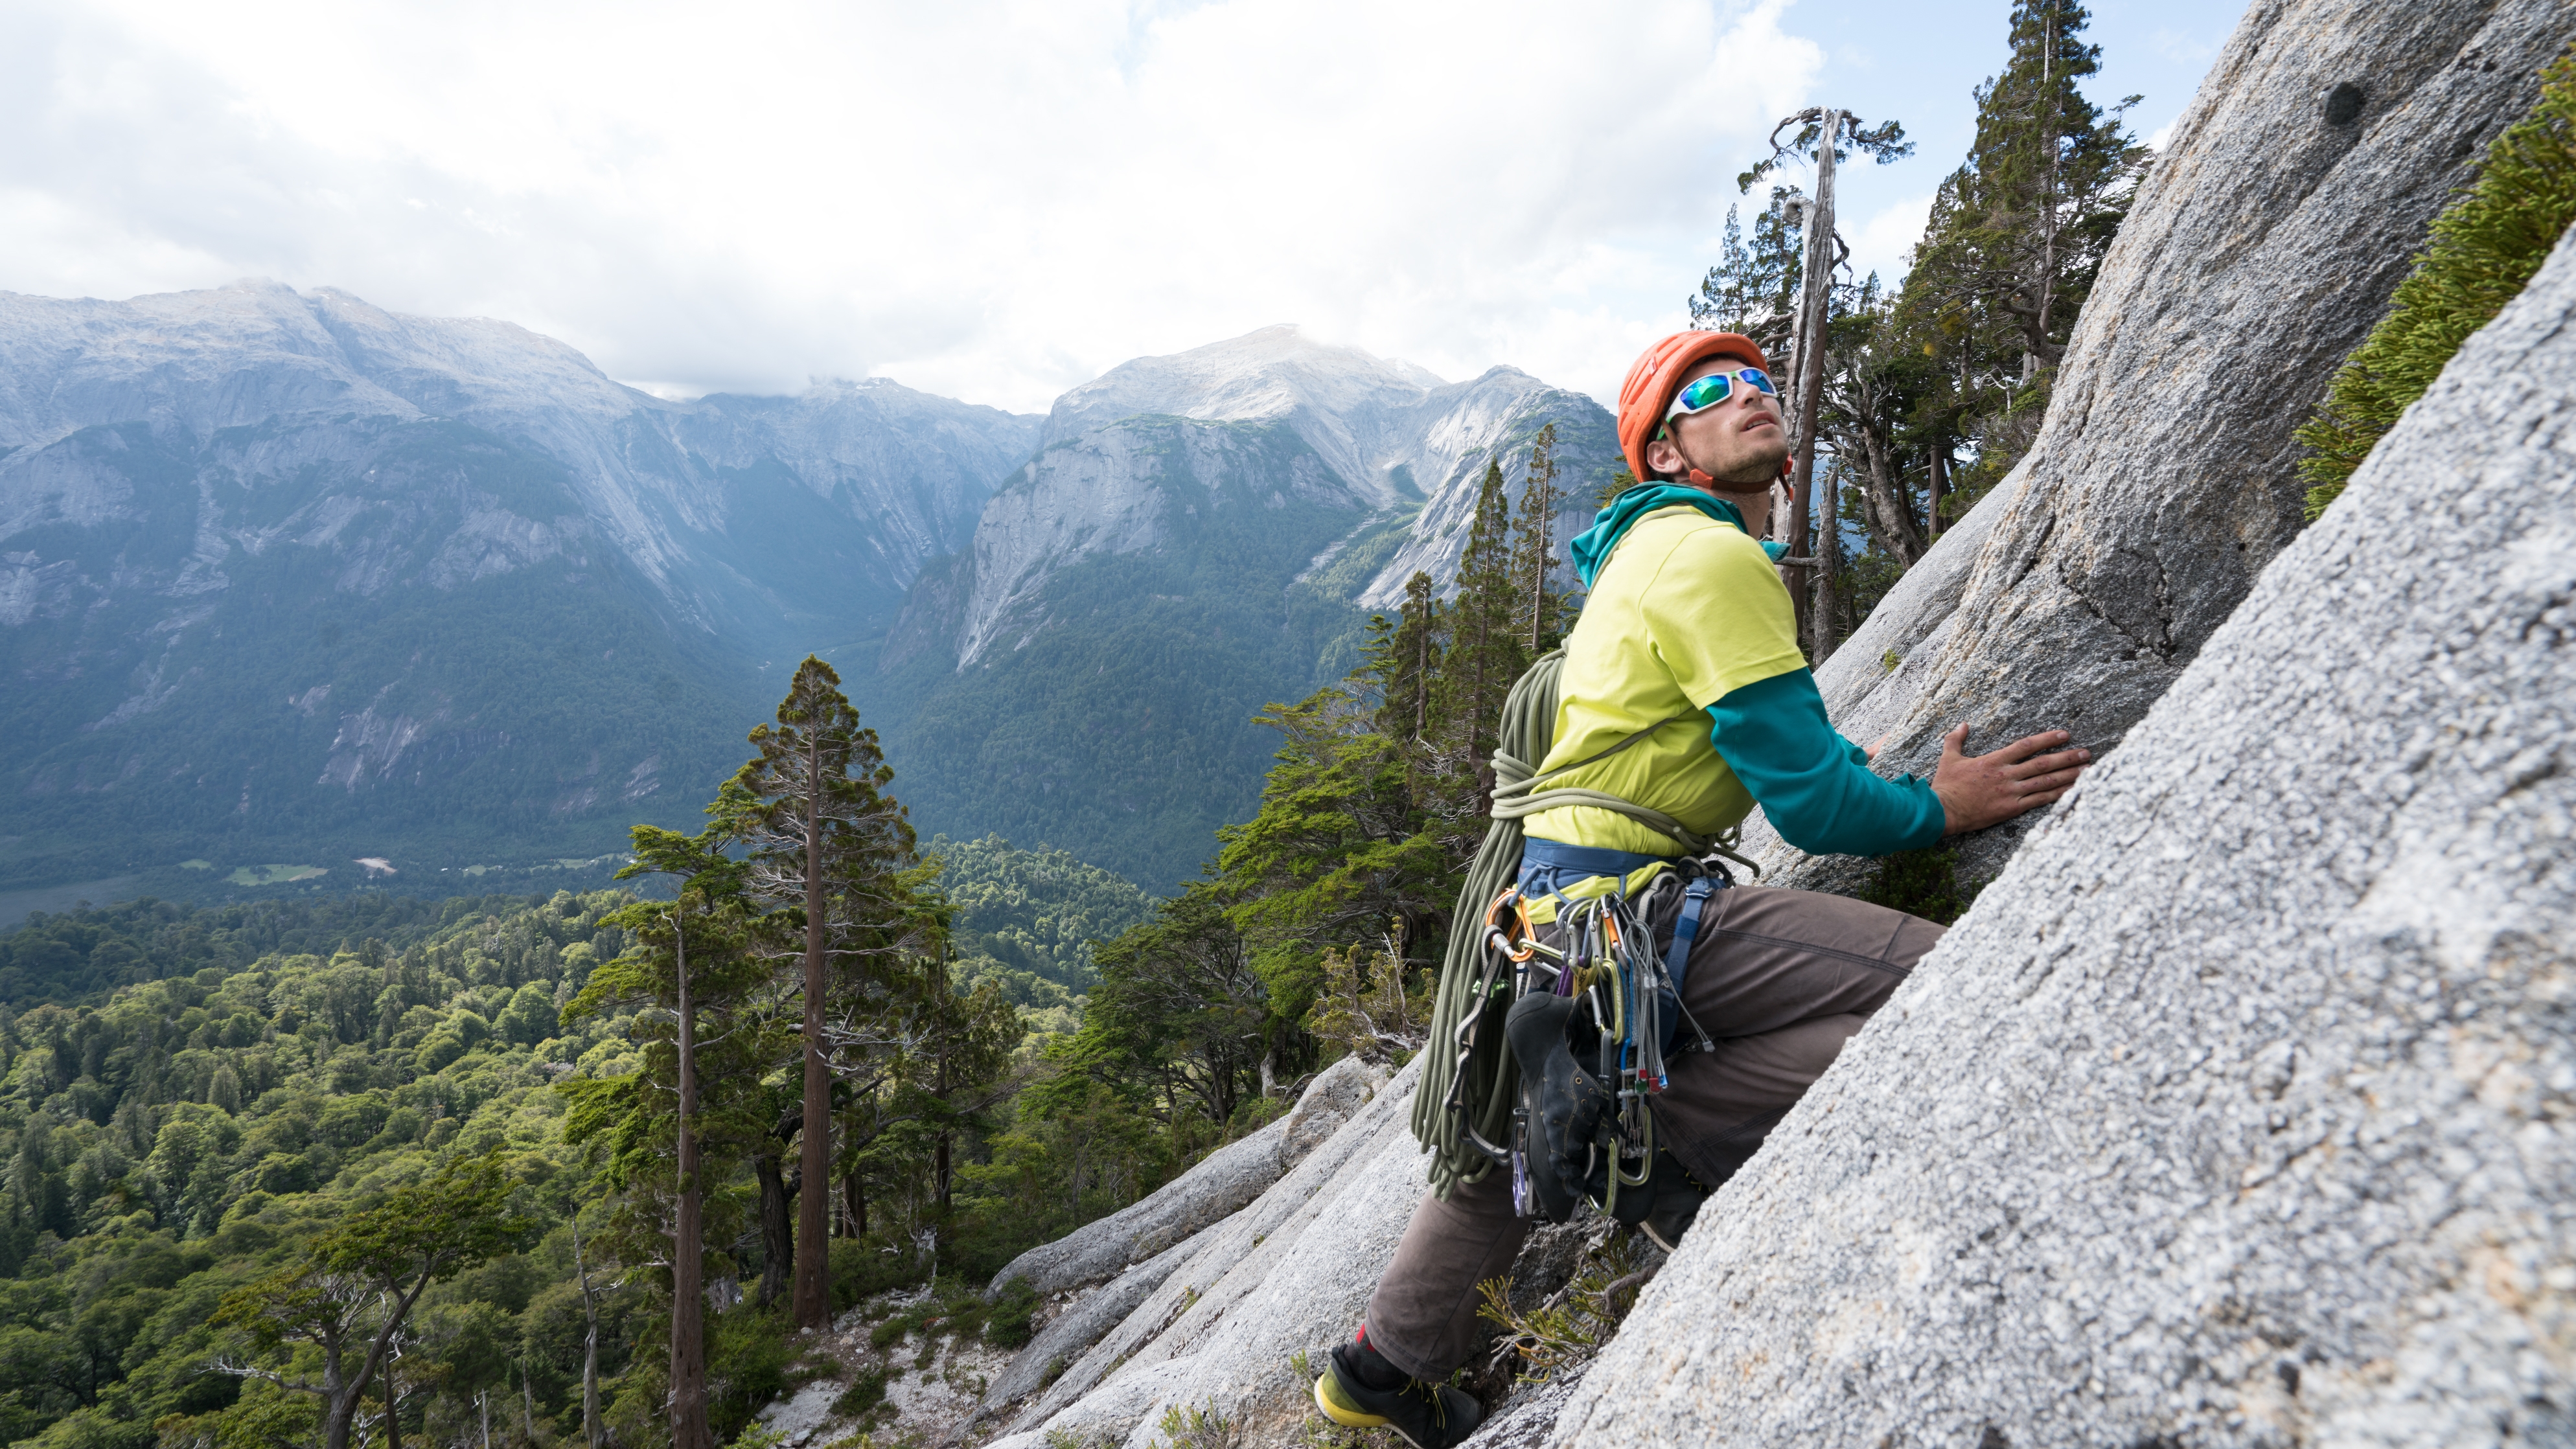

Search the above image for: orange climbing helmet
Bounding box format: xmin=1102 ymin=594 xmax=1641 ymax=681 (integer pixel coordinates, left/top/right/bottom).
xmin=1615 ymin=330 xmax=1770 ymax=485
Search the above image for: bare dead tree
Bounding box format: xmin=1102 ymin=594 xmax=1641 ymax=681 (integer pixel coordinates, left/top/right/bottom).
xmin=1742 ymin=108 xmax=1911 ymax=655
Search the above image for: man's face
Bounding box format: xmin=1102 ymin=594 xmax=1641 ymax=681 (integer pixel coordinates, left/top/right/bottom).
xmin=1643 ymin=354 xmax=1789 ymax=488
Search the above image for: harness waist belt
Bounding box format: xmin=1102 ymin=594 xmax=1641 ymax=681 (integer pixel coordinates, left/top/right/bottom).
xmin=1517 ymin=836 xmax=1672 ymax=891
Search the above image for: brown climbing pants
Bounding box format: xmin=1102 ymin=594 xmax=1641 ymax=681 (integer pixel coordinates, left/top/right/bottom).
xmin=1360 ymin=884 xmax=1945 ymax=1382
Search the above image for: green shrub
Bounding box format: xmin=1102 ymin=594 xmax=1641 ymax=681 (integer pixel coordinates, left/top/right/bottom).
xmin=829 ymin=1237 xmax=873 ymax=1312
xmin=2299 ymin=48 xmax=2576 ymax=519
xmin=706 ymin=1305 xmax=798 ymax=1444
xmin=831 ymin=1369 xmax=887 ymax=1420
xmin=1856 ymin=846 xmax=1981 ymax=926
xmin=987 ymin=1276 xmax=1041 ymax=1349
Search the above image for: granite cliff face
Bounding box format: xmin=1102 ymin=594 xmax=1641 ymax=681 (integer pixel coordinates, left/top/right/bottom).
xmin=1557 ymin=211 xmax=2576 ymax=1449
xmin=1738 ymin=0 xmax=2572 ymax=897
xmin=0 ymin=280 xmax=1039 ymax=889
xmin=872 ymin=326 xmax=1616 ymax=890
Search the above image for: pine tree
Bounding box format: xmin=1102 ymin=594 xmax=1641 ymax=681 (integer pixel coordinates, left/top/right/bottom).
xmin=1690 ymin=192 xmax=1808 ymax=356
xmin=1510 ymin=423 xmax=1567 ymax=654
xmin=1439 ymin=461 xmax=1528 ymax=808
xmin=1740 ymin=106 xmax=1912 ymax=653
xmin=573 ymin=825 xmax=763 ymax=1449
xmin=1363 ymin=572 xmax=1443 ymax=745
xmin=717 ymin=656 xmax=921 ymax=1330
xmin=1903 ymin=1 xmax=2142 ymax=415
xmin=1816 ymin=273 xmax=1935 ymax=573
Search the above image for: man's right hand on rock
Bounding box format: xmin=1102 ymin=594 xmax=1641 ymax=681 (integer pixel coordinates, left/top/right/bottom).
xmin=1933 ymin=724 xmax=2092 ymax=835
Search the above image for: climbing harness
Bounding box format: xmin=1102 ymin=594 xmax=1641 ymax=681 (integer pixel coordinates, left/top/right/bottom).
xmin=1483 ymin=858 xmax=1729 ymax=1224
xmin=1409 ymin=647 xmax=1753 ymax=1221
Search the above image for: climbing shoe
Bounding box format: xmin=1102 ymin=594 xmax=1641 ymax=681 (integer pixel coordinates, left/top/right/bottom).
xmin=1311 ymin=1339 xmax=1482 ymax=1449
xmin=1506 ymin=992 xmax=1604 ymax=1224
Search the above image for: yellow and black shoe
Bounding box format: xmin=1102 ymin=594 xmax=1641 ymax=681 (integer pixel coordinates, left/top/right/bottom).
xmin=1311 ymin=1338 xmax=1482 ymax=1449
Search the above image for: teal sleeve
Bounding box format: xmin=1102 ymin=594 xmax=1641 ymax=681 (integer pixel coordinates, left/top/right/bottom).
xmin=1707 ymin=669 xmax=1946 ymax=856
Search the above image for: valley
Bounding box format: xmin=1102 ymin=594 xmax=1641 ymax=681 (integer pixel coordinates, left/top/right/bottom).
xmin=0 ymin=292 xmax=1613 ymax=900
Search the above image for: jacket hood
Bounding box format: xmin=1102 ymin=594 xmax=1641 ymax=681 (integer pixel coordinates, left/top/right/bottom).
xmin=1567 ymin=485 xmax=1784 ymax=588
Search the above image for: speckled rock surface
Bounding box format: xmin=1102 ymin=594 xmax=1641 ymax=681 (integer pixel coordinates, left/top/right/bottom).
xmin=983 ymin=1058 xmax=1386 ymax=1310
xmin=1107 ymin=1098 xmax=1434 ymax=1449
xmin=974 ymin=1224 xmax=1215 ymax=1419
xmin=1551 ymin=226 xmax=2576 ymax=1447
xmin=985 ymin=1119 xmax=1291 ymax=1303
xmin=1282 ymin=1055 xmax=1390 ymax=1161
xmin=1468 ymin=1371 xmax=1589 ymax=1449
xmin=976 ymin=1058 xmax=1428 ymax=1447
xmin=1741 ymin=0 xmax=2573 ymax=897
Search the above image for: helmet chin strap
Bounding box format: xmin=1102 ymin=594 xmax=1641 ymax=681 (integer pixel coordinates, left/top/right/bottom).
xmin=1680 ymin=453 xmax=1795 ymax=491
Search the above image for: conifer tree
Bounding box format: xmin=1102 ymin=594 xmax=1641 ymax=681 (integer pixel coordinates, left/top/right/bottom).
xmin=918 ymin=976 xmax=1021 ymax=1215
xmin=1690 ymin=190 xmax=1809 ymax=356
xmin=718 ymin=657 xmax=920 ymax=1330
xmin=1741 ymin=107 xmax=1912 ymax=646
xmin=1365 ymin=572 xmax=1443 ymax=745
xmin=566 ymin=825 xmax=762 ymax=1449
xmin=1905 ymin=2 xmax=2142 ymax=377
xmin=1510 ymin=424 xmax=1567 ymax=654
xmin=1816 ymin=273 xmax=1934 ymax=571
xmin=1440 ymin=461 xmax=1528 ymax=806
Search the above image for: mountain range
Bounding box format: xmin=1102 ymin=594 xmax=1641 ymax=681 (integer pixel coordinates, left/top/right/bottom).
xmin=0 ymin=282 xmax=1615 ymax=898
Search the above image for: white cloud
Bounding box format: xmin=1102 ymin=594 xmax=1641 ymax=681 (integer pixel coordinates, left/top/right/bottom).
xmin=0 ymin=0 xmax=1825 ymax=412
xmin=2149 ymin=26 xmax=2220 ymax=65
xmin=1846 ymin=192 xmax=1935 ymax=288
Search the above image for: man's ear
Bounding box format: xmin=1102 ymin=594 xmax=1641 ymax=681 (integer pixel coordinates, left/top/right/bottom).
xmin=1644 ymin=436 xmax=1682 ymax=477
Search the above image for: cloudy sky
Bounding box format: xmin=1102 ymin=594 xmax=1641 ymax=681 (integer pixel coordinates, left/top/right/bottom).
xmin=2 ymin=0 xmax=2244 ymax=413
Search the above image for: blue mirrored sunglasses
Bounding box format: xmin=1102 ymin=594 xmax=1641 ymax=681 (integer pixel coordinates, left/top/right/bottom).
xmin=1664 ymin=367 xmax=1778 ymax=421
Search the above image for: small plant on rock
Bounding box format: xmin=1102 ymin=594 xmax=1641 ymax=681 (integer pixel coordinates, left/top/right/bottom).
xmin=1475 ymin=1227 xmax=1658 ymax=1383
xmin=1152 ymin=1401 xmax=1243 ymax=1449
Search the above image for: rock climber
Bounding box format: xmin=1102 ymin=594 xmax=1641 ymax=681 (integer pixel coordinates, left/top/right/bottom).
xmin=1312 ymin=330 xmax=2093 ymax=1448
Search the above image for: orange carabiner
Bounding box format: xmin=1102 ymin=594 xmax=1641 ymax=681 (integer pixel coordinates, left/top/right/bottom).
xmin=1484 ymin=887 xmax=1536 ymax=963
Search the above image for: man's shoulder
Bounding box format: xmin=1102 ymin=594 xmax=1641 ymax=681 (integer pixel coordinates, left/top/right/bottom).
xmin=1627 ymin=507 xmax=1775 ymax=581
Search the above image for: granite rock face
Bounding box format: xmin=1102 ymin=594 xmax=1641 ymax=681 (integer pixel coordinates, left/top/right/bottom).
xmin=1551 ymin=225 xmax=2576 ymax=1448
xmin=983 ymin=1058 xmax=1427 ymax=1449
xmin=898 ymin=325 xmax=1618 ymax=675
xmin=872 ymin=327 xmax=1618 ymax=889
xmin=1742 ymin=0 xmax=2573 ymax=895
xmin=984 ymin=1056 xmax=1383 ymax=1303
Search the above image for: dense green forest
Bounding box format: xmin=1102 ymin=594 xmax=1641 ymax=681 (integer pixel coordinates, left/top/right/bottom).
xmin=934 ymin=835 xmax=1158 ymax=1035
xmin=0 ymin=694 xmax=1260 ymax=1449
xmin=0 ymin=896 xmax=576 ymax=1010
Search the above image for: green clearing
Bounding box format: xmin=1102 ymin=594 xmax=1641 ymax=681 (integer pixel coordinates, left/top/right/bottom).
xmin=222 ymin=864 xmax=328 ymax=886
